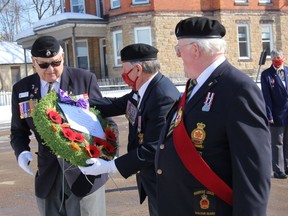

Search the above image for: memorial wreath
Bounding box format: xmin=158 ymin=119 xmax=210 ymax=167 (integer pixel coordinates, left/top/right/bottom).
xmin=33 ymin=89 xmax=117 ymax=166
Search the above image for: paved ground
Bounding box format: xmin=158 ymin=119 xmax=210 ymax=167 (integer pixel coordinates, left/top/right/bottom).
xmin=0 ymin=116 xmax=288 ymax=216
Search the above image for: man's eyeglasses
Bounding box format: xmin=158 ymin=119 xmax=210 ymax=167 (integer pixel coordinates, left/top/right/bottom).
xmin=174 ymin=42 xmax=194 ymax=56
xmin=35 ymin=59 xmax=62 ymax=69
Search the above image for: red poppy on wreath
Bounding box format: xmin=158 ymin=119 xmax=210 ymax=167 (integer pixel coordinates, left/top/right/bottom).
xmin=102 ymin=141 xmax=116 ymax=154
xmin=74 ymin=132 xmax=85 ymax=143
xmin=47 ymin=109 xmax=62 ymax=124
xmin=62 ymin=127 xmax=76 ymax=141
xmin=86 ymin=144 xmax=101 ymax=158
xmin=93 ymin=137 xmax=106 ymax=146
xmin=105 ymin=127 xmax=116 ymax=142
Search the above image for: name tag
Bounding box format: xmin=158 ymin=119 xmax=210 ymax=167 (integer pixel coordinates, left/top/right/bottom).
xmin=19 ymin=92 xmax=29 ymax=98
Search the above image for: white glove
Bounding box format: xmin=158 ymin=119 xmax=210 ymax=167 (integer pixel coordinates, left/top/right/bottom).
xmin=18 ymin=151 xmax=34 ymax=176
xmin=78 ymin=158 xmax=118 ymax=176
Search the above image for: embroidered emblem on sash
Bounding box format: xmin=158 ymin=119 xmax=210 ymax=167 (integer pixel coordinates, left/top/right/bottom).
xmin=191 ymin=122 xmax=206 ymax=149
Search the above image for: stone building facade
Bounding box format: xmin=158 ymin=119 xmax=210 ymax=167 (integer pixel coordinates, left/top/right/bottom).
xmin=15 ymin=0 xmax=288 ymax=83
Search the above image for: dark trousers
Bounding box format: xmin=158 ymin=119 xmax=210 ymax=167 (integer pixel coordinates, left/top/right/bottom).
xmin=270 ymin=126 xmax=288 ymax=174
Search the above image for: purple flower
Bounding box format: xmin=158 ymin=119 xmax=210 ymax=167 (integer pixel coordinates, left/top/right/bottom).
xmin=76 ymin=98 xmax=89 ymax=109
xmin=58 ymin=89 xmax=74 ymax=105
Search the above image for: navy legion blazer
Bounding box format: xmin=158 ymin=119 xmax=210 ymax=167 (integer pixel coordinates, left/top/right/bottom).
xmin=155 ymin=60 xmax=271 ymax=216
xmin=89 ymin=72 xmax=180 ymax=204
xmin=10 ymin=67 xmax=110 ymax=198
xmin=261 ymin=65 xmax=288 ymax=126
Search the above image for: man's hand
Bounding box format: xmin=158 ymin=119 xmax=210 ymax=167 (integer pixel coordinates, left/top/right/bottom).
xmin=18 ymin=151 xmax=34 ymax=176
xmin=78 ymin=158 xmax=118 ymax=176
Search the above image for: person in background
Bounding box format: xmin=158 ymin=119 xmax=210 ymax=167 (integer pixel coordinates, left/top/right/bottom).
xmin=261 ymin=49 xmax=288 ymax=179
xmin=79 ymin=43 xmax=180 ymax=216
xmin=155 ymin=17 xmax=271 ymax=215
xmin=10 ymin=36 xmax=115 ymax=216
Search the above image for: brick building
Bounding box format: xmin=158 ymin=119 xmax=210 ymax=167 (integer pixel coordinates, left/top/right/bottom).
xmin=15 ymin=0 xmax=288 ymax=83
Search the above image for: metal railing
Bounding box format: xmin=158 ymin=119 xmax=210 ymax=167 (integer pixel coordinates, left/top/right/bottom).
xmin=0 ymin=91 xmax=11 ymax=106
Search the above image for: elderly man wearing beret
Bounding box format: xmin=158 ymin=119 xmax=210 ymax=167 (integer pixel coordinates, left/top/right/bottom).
xmin=10 ymin=36 xmax=115 ymax=216
xmin=154 ymin=17 xmax=271 ymax=215
xmin=79 ymin=43 xmax=180 ymax=216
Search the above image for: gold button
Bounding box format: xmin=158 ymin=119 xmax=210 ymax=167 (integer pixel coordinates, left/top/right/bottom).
xmin=157 ymin=169 xmax=162 ymax=175
xmin=160 ymin=144 xmax=165 ymax=149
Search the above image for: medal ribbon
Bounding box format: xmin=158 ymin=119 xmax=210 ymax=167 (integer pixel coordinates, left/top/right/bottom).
xmin=172 ymin=80 xmax=233 ymax=206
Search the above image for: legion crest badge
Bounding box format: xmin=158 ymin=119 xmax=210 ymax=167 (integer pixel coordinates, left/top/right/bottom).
xmin=191 ymin=122 xmax=206 ymax=149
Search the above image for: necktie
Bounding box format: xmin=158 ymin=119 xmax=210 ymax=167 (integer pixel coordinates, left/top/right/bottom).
xmin=47 ymin=82 xmax=54 ymax=93
xmin=166 ymin=79 xmax=197 ymax=137
xmin=277 ymin=68 xmax=285 ymax=81
xmin=136 ymin=92 xmax=141 ymax=107
xmin=186 ymin=79 xmax=198 ymax=100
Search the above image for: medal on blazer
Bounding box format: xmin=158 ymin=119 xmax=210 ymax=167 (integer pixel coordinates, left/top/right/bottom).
xmin=191 ymin=122 xmax=206 ymax=149
xmin=137 ymin=115 xmax=144 ymax=144
xmin=202 ymin=92 xmax=215 ymax=112
xmin=126 ymin=100 xmax=138 ymax=125
xmin=174 ymin=107 xmax=183 ymax=127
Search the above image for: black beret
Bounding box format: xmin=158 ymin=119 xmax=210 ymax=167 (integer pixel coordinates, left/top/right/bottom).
xmin=175 ymin=17 xmax=226 ymax=39
xmin=121 ymin=43 xmax=158 ymax=62
xmin=31 ymin=36 xmax=60 ymax=58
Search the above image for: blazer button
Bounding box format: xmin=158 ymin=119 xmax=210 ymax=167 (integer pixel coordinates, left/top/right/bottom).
xmin=160 ymin=144 xmax=165 ymax=149
xmin=157 ymin=169 xmax=162 ymax=175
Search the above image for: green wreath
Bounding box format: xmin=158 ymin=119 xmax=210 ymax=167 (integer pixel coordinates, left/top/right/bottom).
xmin=32 ymin=91 xmax=117 ymax=166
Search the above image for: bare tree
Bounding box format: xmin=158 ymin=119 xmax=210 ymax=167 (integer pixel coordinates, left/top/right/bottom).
xmin=32 ymin=0 xmax=61 ymax=20
xmin=0 ymin=0 xmax=10 ymax=13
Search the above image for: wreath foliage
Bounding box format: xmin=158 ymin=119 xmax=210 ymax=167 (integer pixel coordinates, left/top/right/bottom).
xmin=33 ymin=91 xmax=117 ymax=166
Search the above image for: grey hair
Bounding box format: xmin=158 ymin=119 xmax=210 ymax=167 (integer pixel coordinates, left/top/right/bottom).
xmin=270 ymin=49 xmax=283 ymax=58
xmin=186 ymin=38 xmax=226 ymax=55
xmin=130 ymin=59 xmax=160 ymax=74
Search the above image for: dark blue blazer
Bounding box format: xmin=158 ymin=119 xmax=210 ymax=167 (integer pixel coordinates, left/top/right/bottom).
xmin=261 ymin=65 xmax=288 ymax=126
xmin=89 ymin=72 xmax=180 ymax=203
xmin=156 ymin=60 xmax=271 ymax=216
xmin=10 ymin=67 xmax=111 ymax=198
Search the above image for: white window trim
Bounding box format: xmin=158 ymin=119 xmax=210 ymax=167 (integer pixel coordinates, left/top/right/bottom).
xmin=261 ymin=24 xmax=273 ymax=58
xmin=76 ymin=39 xmax=90 ymax=70
xmin=113 ymin=30 xmax=123 ymax=67
xmin=134 ymin=26 xmax=152 ymax=45
xmin=259 ymin=0 xmax=271 ymax=3
xmin=111 ymin=0 xmax=120 ymax=9
xmin=132 ymin=0 xmax=149 ymax=5
xmin=237 ymin=24 xmax=250 ymax=59
xmin=235 ymin=0 xmax=247 ymax=3
xmin=70 ymin=0 xmax=85 ymax=13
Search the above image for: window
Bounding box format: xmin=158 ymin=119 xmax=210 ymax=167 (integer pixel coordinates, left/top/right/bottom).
xmin=134 ymin=27 xmax=152 ymax=45
xmin=11 ymin=66 xmax=20 ymax=86
xmin=237 ymin=24 xmax=250 ymax=59
xmin=71 ymin=0 xmax=85 ymax=13
xmin=259 ymin=0 xmax=271 ymax=3
xmin=76 ymin=40 xmax=89 ymax=70
xmin=133 ymin=0 xmax=149 ymax=4
xmin=111 ymin=0 xmax=120 ymax=9
xmin=235 ymin=0 xmax=247 ymax=3
xmin=261 ymin=24 xmax=273 ymax=57
xmin=113 ymin=30 xmax=123 ymax=66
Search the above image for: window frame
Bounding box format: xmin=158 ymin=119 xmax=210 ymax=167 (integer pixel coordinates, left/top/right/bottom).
xmin=134 ymin=26 xmax=152 ymax=45
xmin=111 ymin=0 xmax=120 ymax=9
xmin=237 ymin=24 xmax=251 ymax=59
xmin=113 ymin=30 xmax=123 ymax=67
xmin=259 ymin=0 xmax=271 ymax=4
xmin=70 ymin=0 xmax=85 ymax=13
xmin=132 ymin=0 xmax=149 ymax=5
xmin=76 ymin=39 xmax=90 ymax=70
xmin=261 ymin=24 xmax=273 ymax=58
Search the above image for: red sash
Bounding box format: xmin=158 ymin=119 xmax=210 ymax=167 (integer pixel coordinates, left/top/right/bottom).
xmin=172 ymin=81 xmax=233 ymax=206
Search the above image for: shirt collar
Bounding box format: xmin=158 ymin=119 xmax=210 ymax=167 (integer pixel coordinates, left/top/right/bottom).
xmin=137 ymin=72 xmax=158 ymax=105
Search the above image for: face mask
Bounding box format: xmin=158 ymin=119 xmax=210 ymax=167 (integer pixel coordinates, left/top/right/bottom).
xmin=121 ymin=67 xmax=139 ymax=91
xmin=272 ymin=59 xmax=284 ymax=68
